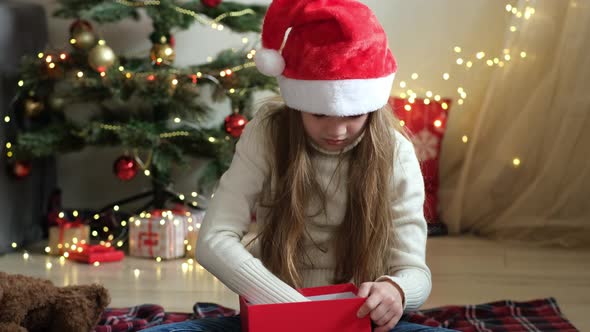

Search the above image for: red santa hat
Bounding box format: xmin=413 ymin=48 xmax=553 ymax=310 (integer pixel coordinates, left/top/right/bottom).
xmin=255 ymin=0 xmax=397 ymax=117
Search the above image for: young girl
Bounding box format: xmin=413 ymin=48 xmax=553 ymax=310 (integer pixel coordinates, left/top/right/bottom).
xmin=144 ymin=0 xmax=454 ymax=331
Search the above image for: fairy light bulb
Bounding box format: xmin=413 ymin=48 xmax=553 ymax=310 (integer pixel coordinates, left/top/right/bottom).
xmin=400 ymin=92 xmax=407 ymax=99
xmin=18 ymin=80 xmax=24 ymax=87
xmin=424 ymin=99 xmax=431 ymax=105
xmin=443 ymin=73 xmax=450 ymax=80
xmin=434 ymin=95 xmax=441 ymax=102
xmin=476 ymin=52 xmax=485 ymax=59
xmin=160 ymin=219 xmax=166 ymax=225
xmin=134 ymin=269 xmax=140 ymax=278
xmin=23 ymin=252 xmax=30 ymax=260
xmin=399 ymin=120 xmax=405 ymax=127
xmin=462 ymin=135 xmax=469 ymax=143
xmin=77 ymin=71 xmax=84 ymax=78
xmin=4 ymin=116 xmax=11 ymax=123
xmin=411 ymin=73 xmax=419 ymax=80
xmin=192 ymin=192 xmax=198 ymax=197
xmin=510 ymin=26 xmax=517 ymax=32
xmin=38 ymin=52 xmax=44 ymax=58
xmin=504 ymin=54 xmax=511 ymax=61
xmin=454 ymin=46 xmax=462 ymax=53
xmin=513 ymin=158 xmax=521 ymax=167
xmin=520 ymin=51 xmax=527 ymax=58
xmin=144 ymin=170 xmax=151 ymax=176
xmin=426 ymin=91 xmax=433 ymax=98
xmin=179 ymin=194 xmax=185 ymax=200
xmin=404 ymin=105 xmax=412 ymax=111
xmin=506 ymin=4 xmax=512 ymax=11
xmin=156 ymin=257 xmax=162 ymax=262
xmin=46 ymin=262 xmax=53 ymax=269
xmin=434 ymin=120 xmax=442 ymax=127
xmin=399 ymin=81 xmax=406 ymax=88
xmin=456 ymin=58 xmax=464 ymax=65
xmin=45 ymin=246 xmax=51 ymax=253
xmin=441 ymin=102 xmax=449 ymax=110
xmin=466 ymin=61 xmax=473 ymax=68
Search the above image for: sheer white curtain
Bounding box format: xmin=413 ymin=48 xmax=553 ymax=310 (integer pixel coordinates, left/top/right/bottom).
xmin=439 ymin=0 xmax=590 ymax=247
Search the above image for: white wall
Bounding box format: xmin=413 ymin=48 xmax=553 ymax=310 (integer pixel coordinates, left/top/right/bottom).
xmin=19 ymin=0 xmax=509 ymax=210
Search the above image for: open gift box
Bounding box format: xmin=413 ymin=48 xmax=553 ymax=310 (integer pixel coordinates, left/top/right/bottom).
xmin=239 ymin=283 xmax=371 ymax=332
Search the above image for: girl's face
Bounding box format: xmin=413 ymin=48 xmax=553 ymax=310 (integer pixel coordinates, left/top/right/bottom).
xmin=301 ymin=112 xmax=369 ymax=152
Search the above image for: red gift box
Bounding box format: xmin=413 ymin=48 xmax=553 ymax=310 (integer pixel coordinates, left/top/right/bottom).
xmin=67 ymin=244 xmax=124 ymax=264
xmin=239 ymin=283 xmax=370 ymax=332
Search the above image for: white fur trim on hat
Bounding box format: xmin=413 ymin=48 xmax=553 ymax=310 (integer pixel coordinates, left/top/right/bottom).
xmin=278 ymin=73 xmax=395 ymax=116
xmin=254 ymin=48 xmax=285 ymax=77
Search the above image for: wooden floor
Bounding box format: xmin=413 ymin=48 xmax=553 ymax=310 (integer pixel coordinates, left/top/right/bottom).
xmin=1 ymin=235 xmax=589 ymax=331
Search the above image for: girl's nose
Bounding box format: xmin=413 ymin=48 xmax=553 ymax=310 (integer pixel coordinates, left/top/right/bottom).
xmin=325 ymin=118 xmax=347 ymax=137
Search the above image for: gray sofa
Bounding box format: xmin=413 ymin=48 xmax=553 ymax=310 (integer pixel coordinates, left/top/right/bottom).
xmin=0 ymin=1 xmax=56 ymax=254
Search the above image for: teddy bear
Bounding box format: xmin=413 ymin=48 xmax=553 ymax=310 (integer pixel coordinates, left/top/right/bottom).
xmin=0 ymin=271 xmax=111 ymax=332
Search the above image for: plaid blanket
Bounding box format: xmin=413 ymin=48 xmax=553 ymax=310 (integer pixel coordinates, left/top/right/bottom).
xmin=94 ymin=298 xmax=578 ymax=332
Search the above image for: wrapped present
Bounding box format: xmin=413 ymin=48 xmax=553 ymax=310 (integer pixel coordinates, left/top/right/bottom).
xmin=48 ymin=219 xmax=90 ymax=255
xmin=129 ymin=209 xmax=187 ymax=259
xmin=67 ymin=244 xmax=124 ymax=264
xmin=184 ymin=209 xmax=205 ymax=259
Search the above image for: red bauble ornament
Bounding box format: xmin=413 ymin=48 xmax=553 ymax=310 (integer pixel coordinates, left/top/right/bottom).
xmin=225 ymin=113 xmax=248 ymax=138
xmin=113 ymin=156 xmax=138 ymax=181
xmin=11 ymin=160 xmax=32 ymax=179
xmin=201 ymin=0 xmax=222 ymax=8
xmin=69 ymin=19 xmax=93 ymax=34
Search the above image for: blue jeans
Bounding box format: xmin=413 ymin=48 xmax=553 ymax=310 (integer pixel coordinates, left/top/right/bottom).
xmin=140 ymin=316 xmax=456 ymax=331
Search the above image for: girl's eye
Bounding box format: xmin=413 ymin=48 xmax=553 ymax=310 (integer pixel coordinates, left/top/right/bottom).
xmin=349 ymin=114 xmax=363 ymax=119
xmin=312 ymin=114 xmax=326 ymax=118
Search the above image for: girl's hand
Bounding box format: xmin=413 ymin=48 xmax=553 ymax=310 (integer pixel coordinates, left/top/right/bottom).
xmin=356 ymin=281 xmax=405 ymax=332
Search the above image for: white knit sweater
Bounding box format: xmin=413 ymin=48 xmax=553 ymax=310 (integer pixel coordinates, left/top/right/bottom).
xmin=196 ymin=110 xmax=432 ymax=311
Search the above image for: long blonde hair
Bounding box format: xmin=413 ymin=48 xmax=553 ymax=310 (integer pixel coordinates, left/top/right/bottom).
xmin=256 ymin=100 xmax=405 ymax=288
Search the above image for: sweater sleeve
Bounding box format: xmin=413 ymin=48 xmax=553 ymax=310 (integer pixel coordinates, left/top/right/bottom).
xmin=375 ymin=130 xmax=432 ymax=311
xmin=195 ymin=112 xmax=309 ymax=304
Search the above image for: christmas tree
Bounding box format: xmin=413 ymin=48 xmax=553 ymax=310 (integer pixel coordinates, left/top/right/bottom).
xmin=2 ymin=0 xmax=276 ymax=213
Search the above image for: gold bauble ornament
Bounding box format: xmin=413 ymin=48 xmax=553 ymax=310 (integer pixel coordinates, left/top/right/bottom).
xmin=71 ymin=29 xmax=97 ymax=50
xmin=88 ymin=44 xmax=116 ymax=72
xmin=24 ymin=98 xmax=45 ymax=117
xmin=150 ymin=43 xmax=175 ymax=64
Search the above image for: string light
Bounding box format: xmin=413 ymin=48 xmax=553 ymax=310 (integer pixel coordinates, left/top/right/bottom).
xmin=144 ymin=170 xmax=151 ymax=176
xmin=466 ymin=61 xmax=473 ymax=68
xmin=45 ymin=247 xmax=51 ymax=253
xmin=5 ymin=142 xmax=11 ymax=149
xmin=462 ymin=135 xmax=469 ymax=143
xmin=441 ymin=102 xmax=449 ymax=110
xmin=426 ymin=91 xmax=433 ymax=98
xmin=504 ymin=54 xmax=511 ymax=61
xmin=399 ymin=81 xmax=406 ymax=88
xmin=424 ymin=98 xmax=431 ymax=105
xmin=487 ymin=60 xmax=494 ymax=66
xmin=46 ymin=262 xmax=53 ymax=269
xmin=113 ymin=205 xmax=120 ymax=211
xmin=208 ymin=137 xmax=216 ymax=143
xmin=18 ymin=80 xmax=24 ymax=87
xmin=458 ymin=99 xmax=464 ymax=105
xmin=93 ymin=261 xmax=100 ymax=266
xmin=434 ymin=120 xmax=442 ymax=127
xmin=399 ymin=120 xmax=405 ymax=127
xmin=456 ymin=58 xmax=464 ymax=65
xmin=476 ymin=52 xmax=485 ymax=60
xmin=411 ymin=73 xmax=419 ymax=80
xmin=4 ymin=116 xmax=11 ymax=123
xmin=77 ymin=71 xmax=84 ymax=78
xmin=11 ymin=242 xmax=17 ymax=248
xmin=520 ymin=51 xmax=527 ymax=58
xmin=506 ymin=4 xmax=512 ymax=12
xmin=513 ymin=158 xmax=521 ymax=167
xmin=191 ymin=192 xmax=198 ymax=197
xmin=510 ymin=26 xmax=517 ymax=32
xmin=404 ymin=105 xmax=412 ymax=111
xmin=37 ymin=52 xmax=44 ymax=59
xmin=443 ymin=73 xmax=450 ymax=80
